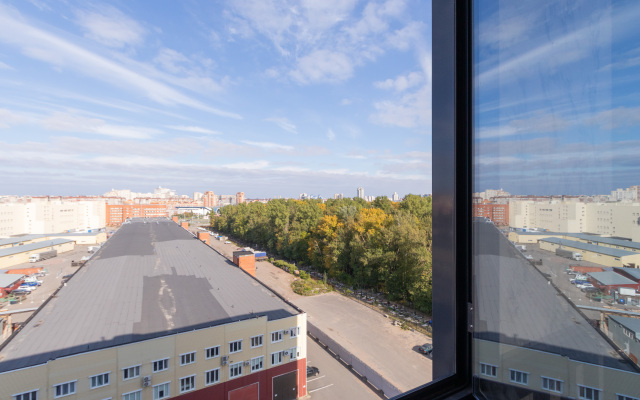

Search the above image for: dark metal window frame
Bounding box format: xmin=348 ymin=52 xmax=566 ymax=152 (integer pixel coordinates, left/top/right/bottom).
xmin=391 ymin=1 xmax=474 ymax=399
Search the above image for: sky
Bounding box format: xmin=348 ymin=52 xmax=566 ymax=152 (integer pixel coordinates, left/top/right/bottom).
xmin=474 ymin=0 xmax=640 ymax=196
xmin=0 ymin=0 xmax=432 ymax=199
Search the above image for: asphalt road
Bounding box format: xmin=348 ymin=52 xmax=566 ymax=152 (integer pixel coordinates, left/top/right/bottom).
xmin=306 ymin=336 xmax=383 ymax=400
xmin=203 ymin=232 xmax=433 ymax=393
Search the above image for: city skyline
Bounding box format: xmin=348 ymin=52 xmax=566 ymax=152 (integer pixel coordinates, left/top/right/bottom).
xmin=0 ymin=1 xmax=432 ymax=198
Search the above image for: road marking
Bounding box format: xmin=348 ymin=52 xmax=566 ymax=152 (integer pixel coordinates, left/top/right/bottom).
xmin=307 ymin=375 xmax=325 ymax=382
xmin=309 ymin=384 xmax=334 ymax=393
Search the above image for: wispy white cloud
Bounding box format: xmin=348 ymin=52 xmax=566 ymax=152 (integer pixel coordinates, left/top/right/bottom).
xmin=74 ymin=5 xmax=146 ymax=48
xmin=168 ymin=125 xmax=222 ymax=135
xmin=327 ymin=128 xmax=336 ymax=141
xmin=241 ymin=140 xmax=294 ymax=151
xmin=477 ymin=114 xmax=569 ymax=139
xmin=0 ymin=5 xmax=241 ymax=119
xmin=370 ymin=84 xmax=430 ymax=128
xmin=43 ymin=112 xmax=161 ymax=139
xmin=222 ymin=160 xmax=270 ymax=170
xmin=340 ymin=98 xmax=352 ymax=106
xmin=0 ymin=60 xmax=12 ymax=69
xmin=265 ymin=117 xmax=297 ymax=134
xmin=0 ymin=108 xmax=28 ymax=128
xmin=290 ymin=50 xmax=353 ymax=84
xmin=585 ymin=106 xmax=640 ymax=130
xmin=374 ymin=71 xmax=423 ymax=92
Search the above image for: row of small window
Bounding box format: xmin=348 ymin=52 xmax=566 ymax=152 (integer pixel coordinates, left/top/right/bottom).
xmin=479 ymin=363 xmax=639 ymax=400
xmin=13 ymin=348 xmax=301 ymax=400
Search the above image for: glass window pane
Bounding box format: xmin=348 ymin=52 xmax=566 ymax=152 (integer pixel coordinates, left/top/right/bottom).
xmin=473 ymin=0 xmax=640 ymax=398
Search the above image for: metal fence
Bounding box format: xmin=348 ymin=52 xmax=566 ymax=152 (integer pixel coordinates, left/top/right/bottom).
xmin=307 ymin=321 xmax=403 ymax=399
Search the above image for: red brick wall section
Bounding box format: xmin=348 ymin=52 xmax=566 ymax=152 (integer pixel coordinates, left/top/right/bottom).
xmin=197 ymin=232 xmax=210 ymax=245
xmin=238 ymin=255 xmax=256 ymax=277
xmin=172 ymin=216 xmax=179 ymax=223
xmin=181 ymin=222 xmax=189 ymax=229
xmin=170 ymin=359 xmax=306 ymax=400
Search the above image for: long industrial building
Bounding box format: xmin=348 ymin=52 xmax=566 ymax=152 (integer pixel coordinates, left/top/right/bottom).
xmin=0 ymin=218 xmax=307 ymax=400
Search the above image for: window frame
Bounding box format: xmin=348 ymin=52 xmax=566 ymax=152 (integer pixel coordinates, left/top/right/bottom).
xmin=205 ymin=345 xmax=220 ymax=359
xmin=205 ymin=368 xmax=220 ymax=386
xmin=579 ymin=385 xmax=602 ymax=400
xmin=53 ymin=380 xmax=77 ymax=398
xmin=229 ymin=362 xmax=243 ymax=379
xmin=179 ymin=351 xmax=196 ymax=366
xmin=229 ymin=339 xmax=242 ymax=354
xmin=152 ymin=358 xmax=169 ymax=373
xmin=271 ymin=330 xmax=283 ymax=343
xmin=122 ymin=390 xmax=141 ymax=400
xmin=251 ymin=356 xmax=264 ymax=372
xmin=541 ymin=376 xmax=564 ymax=394
xmin=122 ymin=365 xmax=141 ymax=381
xmin=13 ymin=390 xmax=38 ymax=400
xmin=508 ymin=369 xmax=529 ymax=386
xmin=152 ymin=382 xmax=170 ymax=400
xmin=250 ymin=335 xmax=263 ymax=348
xmin=90 ymin=371 xmax=111 ymax=389
xmin=179 ymin=375 xmax=196 ymax=394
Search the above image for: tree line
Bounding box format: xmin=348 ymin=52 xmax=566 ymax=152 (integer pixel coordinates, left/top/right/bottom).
xmin=211 ymin=195 xmax=432 ymax=313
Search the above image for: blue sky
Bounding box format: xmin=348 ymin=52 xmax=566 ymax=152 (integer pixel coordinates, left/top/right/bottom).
xmin=474 ymin=0 xmax=640 ymax=196
xmin=0 ymin=0 xmax=431 ymax=198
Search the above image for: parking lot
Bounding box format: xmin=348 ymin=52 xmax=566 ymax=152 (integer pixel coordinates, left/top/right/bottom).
xmin=305 ymin=337 xmax=382 ymax=400
xmin=0 ymin=243 xmax=95 ymax=330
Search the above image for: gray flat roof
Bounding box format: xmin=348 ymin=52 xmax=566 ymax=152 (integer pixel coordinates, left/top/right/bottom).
xmin=0 ymin=275 xmax=22 ymax=288
xmin=0 ymin=232 xmax=102 ymax=248
xmin=0 ymin=239 xmax=74 ymax=259
xmin=0 ymin=235 xmax=44 ymax=247
xmin=475 ymin=222 xmax=636 ymax=372
xmin=540 ymin=237 xmax=638 ymax=258
xmin=613 ymin=267 xmax=640 ymax=280
xmin=0 ymin=219 xmax=299 ymax=372
xmin=565 ymin=233 xmax=640 ymax=251
xmin=588 ymin=271 xmax=638 ymax=286
xmin=609 ymin=315 xmax=640 ymax=337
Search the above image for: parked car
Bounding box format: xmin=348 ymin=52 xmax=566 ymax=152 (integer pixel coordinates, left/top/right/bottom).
xmin=11 ymin=289 xmax=31 ymax=295
xmin=306 ymin=366 xmax=320 ymax=377
xmin=577 ymin=283 xmax=594 ymax=290
xmin=17 ymin=285 xmax=35 ymax=292
xmin=418 ymin=343 xmax=433 ymax=355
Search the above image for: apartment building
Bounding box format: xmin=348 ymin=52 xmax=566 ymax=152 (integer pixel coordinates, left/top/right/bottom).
xmin=0 ymin=218 xmax=307 ymax=400
xmin=0 ymin=199 xmax=106 ymax=237
xmin=106 ymin=204 xmax=169 ymax=226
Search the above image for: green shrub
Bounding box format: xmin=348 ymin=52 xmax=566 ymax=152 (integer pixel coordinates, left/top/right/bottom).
xmin=299 ymin=271 xmax=310 ymax=280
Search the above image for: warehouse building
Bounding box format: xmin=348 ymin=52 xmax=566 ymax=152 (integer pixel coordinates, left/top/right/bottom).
xmin=0 ymin=239 xmax=75 ymax=269
xmin=587 ymin=271 xmax=640 ymax=294
xmin=0 ymin=218 xmax=307 ymax=400
xmin=606 ymin=315 xmax=640 ymax=366
xmin=539 ymin=237 xmax=640 ymax=268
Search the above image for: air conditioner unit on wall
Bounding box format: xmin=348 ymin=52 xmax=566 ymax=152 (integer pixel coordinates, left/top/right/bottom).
xmin=283 ymin=351 xmax=289 ymax=356
xmin=283 ymin=330 xmax=289 ymax=335
xmin=142 ymin=376 xmax=151 ymax=387
xmin=244 ymin=361 xmax=250 ymax=366
xmin=221 ymin=356 xmax=229 ymax=366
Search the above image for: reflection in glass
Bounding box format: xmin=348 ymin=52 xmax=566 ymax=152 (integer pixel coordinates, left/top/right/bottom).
xmin=473 ymin=1 xmax=640 ymax=398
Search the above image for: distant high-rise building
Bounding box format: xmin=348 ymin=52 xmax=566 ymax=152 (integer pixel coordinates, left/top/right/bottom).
xmin=392 ymin=192 xmax=399 ymax=202
xmin=193 ymin=192 xmax=203 ymax=201
xmin=334 ymin=193 xmax=344 ymax=199
xmin=357 ymin=187 xmax=364 ymax=199
xmin=236 ymin=192 xmax=245 ymax=204
xmin=203 ymin=191 xmax=217 ymax=207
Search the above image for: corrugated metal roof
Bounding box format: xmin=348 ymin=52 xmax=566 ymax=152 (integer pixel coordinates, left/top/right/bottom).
xmin=0 ymin=235 xmax=44 ymax=247
xmin=613 ymin=267 xmax=640 ymax=280
xmin=609 ymin=315 xmax=640 ymax=337
xmin=540 ymin=237 xmax=638 ymax=257
xmin=587 ymin=271 xmax=638 ymax=286
xmin=0 ymin=274 xmax=22 ymax=288
xmin=565 ymin=233 xmax=640 ymax=251
xmin=0 ymin=218 xmax=299 ymax=373
xmin=475 ymin=222 xmax=636 ymax=372
xmin=0 ymin=239 xmax=74 ymax=258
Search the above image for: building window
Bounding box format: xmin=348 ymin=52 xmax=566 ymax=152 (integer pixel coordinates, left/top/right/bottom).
xmin=153 ymin=358 xmax=169 ymax=372
xmin=509 ymin=369 xmax=528 ymax=385
xmin=54 ymin=381 xmax=76 ymax=398
xmin=250 ymin=335 xmax=263 ymax=348
xmin=289 ymin=347 xmax=299 ymax=360
xmin=271 ymin=330 xmax=283 ymax=343
xmin=251 ymin=356 xmax=264 ymax=372
xmin=579 ymin=385 xmax=602 ymax=400
xmin=229 ymin=362 xmax=243 ymax=379
xmin=152 ymin=382 xmax=170 ymax=400
xmin=271 ymin=350 xmax=285 ymax=366
xmin=290 ymin=326 xmax=300 ymax=338
xmin=179 ymin=375 xmax=196 ymax=393
xmin=122 ymin=365 xmax=141 ymax=381
xmin=229 ymin=339 xmax=242 ymax=354
xmin=205 ymin=368 xmax=220 ymax=385
xmin=541 ymin=377 xmax=563 ymax=393
xmin=479 ymin=363 xmax=497 ymax=377
xmin=618 ymin=396 xmax=640 ymax=400
xmin=90 ymin=372 xmax=110 ymax=388
xmin=122 ymin=390 xmax=141 ymax=400
xmin=205 ymin=346 xmax=220 ymax=359
xmin=180 ymin=351 xmax=196 ymax=366
xmin=13 ymin=390 xmax=38 ymax=400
